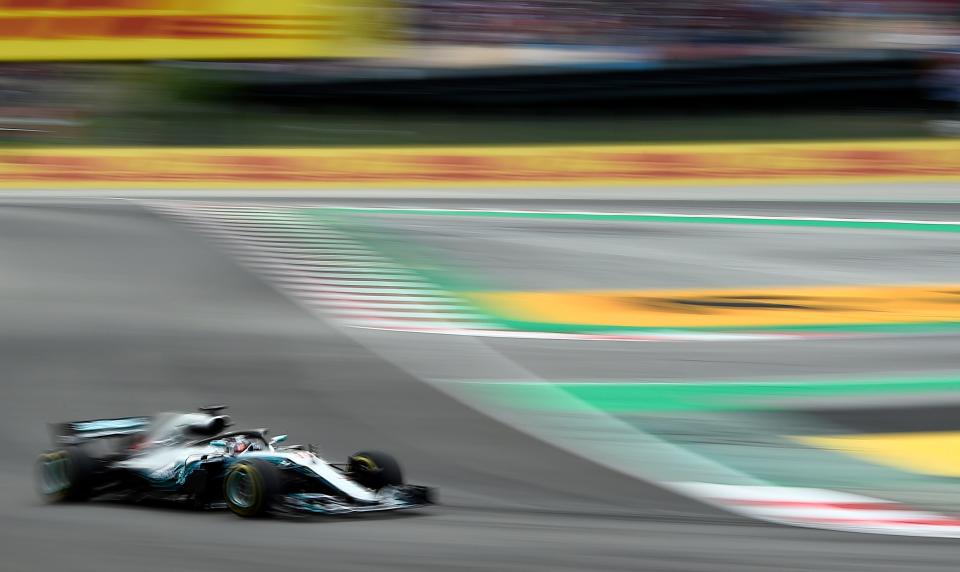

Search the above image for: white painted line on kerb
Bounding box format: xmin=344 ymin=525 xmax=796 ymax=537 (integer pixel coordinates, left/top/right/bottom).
xmin=246 ymin=260 xmax=398 ymax=269
xmin=326 ymin=206 xmax=960 ymax=226
xmin=222 ymin=244 xmax=372 ymax=254
xmin=250 ymin=253 xmax=386 ymax=262
xmin=332 ymin=309 xmax=482 ymax=320
xmin=272 ymin=271 xmax=417 ymax=280
xmin=273 ymin=278 xmax=430 ymax=288
xmin=353 ymin=326 xmax=792 ymax=341
xmin=347 ymin=319 xmax=501 ymax=329
xmin=202 ymin=226 xmax=348 ymax=235
xmin=225 ymin=237 xmax=363 ymax=245
xmin=322 ymin=301 xmax=469 ymax=311
xmin=218 ymin=237 xmax=365 ymax=247
xmin=316 ymin=293 xmax=458 ymax=302
xmin=249 ymin=266 xmax=416 ymax=280
xmin=231 ymin=253 xmax=386 ymax=264
xmin=215 ymin=225 xmax=346 ymax=235
xmin=282 ymin=286 xmax=451 ymax=296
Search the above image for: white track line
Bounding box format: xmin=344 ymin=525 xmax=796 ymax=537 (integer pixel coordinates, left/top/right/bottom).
xmin=325 ymin=206 xmax=960 ymax=226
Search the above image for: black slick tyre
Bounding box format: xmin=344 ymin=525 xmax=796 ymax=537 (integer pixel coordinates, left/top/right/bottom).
xmin=348 ymin=451 xmax=404 ymax=490
xmin=223 ymin=459 xmax=282 ymax=517
xmin=35 ymin=447 xmax=95 ymax=502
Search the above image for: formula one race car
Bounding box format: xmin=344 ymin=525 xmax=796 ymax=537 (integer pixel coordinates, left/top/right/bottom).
xmin=35 ymin=407 xmax=433 ymax=517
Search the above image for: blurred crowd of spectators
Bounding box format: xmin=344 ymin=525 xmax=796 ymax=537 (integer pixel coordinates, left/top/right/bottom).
xmin=2 ymin=1 xmax=960 ymax=144
xmin=406 ymin=0 xmax=960 ymax=46
xmin=0 ymin=65 xmax=91 ymax=139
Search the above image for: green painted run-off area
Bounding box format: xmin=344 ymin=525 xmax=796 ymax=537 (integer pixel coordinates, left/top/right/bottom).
xmin=464 ymin=376 xmax=960 ymax=413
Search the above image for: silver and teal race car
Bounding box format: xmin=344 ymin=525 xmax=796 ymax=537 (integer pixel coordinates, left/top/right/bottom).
xmin=35 ymin=406 xmax=434 ymax=517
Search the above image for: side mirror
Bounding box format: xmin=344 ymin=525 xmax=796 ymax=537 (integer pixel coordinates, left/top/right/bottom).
xmin=269 ymin=435 xmax=288 ymax=446
xmin=209 ymin=440 xmax=227 ymax=448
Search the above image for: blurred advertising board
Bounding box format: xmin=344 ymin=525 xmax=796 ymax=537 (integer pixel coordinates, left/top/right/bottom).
xmin=0 ymin=141 xmax=959 ymax=187
xmin=0 ymin=0 xmax=392 ymax=60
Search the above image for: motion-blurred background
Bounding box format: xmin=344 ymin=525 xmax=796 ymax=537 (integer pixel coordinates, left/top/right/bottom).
xmin=7 ymin=3 xmax=960 ymax=571
xmin=3 ymin=0 xmax=960 ymax=146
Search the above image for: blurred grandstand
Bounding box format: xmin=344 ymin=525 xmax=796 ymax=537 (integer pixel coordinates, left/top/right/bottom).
xmin=316 ymin=0 xmax=960 ymax=68
xmin=409 ymin=0 xmax=957 ymax=46
xmin=401 ymin=0 xmax=960 ymax=56
xmin=1 ymin=0 xmax=959 ymax=144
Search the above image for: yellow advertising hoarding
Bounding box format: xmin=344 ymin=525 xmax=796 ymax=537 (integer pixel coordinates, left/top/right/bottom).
xmin=0 ymin=140 xmax=958 ymax=187
xmin=0 ymin=0 xmax=389 ymax=60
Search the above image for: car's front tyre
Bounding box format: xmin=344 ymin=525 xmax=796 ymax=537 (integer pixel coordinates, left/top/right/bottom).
xmin=223 ymin=459 xmax=281 ymax=518
xmin=348 ymin=450 xmax=404 ymax=490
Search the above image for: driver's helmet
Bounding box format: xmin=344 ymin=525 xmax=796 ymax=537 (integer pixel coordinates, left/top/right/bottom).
xmin=228 ymin=435 xmax=261 ymax=455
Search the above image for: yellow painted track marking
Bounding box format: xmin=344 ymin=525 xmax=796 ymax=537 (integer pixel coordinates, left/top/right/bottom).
xmin=795 ymin=432 xmax=960 ymax=477
xmin=468 ymin=284 xmax=960 ymax=329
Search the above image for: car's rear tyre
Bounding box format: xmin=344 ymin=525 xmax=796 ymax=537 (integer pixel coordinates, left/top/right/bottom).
xmin=36 ymin=447 xmax=95 ymax=502
xmin=348 ymin=451 xmax=404 ymax=490
xmin=223 ymin=459 xmax=281 ymax=518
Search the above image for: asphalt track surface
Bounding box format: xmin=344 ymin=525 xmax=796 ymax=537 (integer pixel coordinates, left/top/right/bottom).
xmin=4 ymin=194 xmax=960 ymax=571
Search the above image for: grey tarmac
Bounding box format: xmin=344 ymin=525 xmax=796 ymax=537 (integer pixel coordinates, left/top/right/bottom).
xmin=2 ymin=193 xmax=960 ymax=571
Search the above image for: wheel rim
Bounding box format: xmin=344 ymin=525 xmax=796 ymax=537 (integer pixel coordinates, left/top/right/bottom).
xmin=226 ymin=468 xmax=256 ymax=509
xmin=38 ymin=453 xmax=70 ymax=496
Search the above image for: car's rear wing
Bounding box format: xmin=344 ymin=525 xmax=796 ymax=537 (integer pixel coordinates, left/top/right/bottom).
xmin=50 ymin=416 xmax=151 ymax=445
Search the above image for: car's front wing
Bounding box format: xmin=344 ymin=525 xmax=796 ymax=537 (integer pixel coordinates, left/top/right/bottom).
xmin=282 ymin=485 xmax=434 ymax=515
